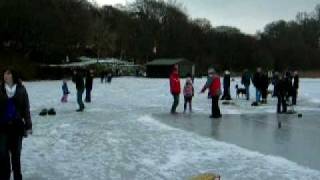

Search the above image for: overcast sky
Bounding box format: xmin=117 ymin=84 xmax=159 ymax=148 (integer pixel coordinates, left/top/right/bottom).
xmin=95 ymin=0 xmax=319 ymax=34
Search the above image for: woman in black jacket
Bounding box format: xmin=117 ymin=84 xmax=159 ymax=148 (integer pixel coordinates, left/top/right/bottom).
xmin=0 ymin=68 xmax=32 ymax=180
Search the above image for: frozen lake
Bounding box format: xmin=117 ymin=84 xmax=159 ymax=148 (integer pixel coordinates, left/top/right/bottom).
xmin=21 ymin=77 xmax=320 ymax=180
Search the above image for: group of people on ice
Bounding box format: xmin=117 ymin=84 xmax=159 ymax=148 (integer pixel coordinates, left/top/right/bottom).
xmin=250 ymin=68 xmax=299 ymax=113
xmin=61 ymin=69 xmax=95 ymax=112
xmin=169 ymin=65 xmax=300 ymax=118
xmin=170 ymin=65 xmax=222 ymax=118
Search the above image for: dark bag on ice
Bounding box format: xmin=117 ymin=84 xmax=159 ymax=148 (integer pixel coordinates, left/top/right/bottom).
xmin=251 ymin=102 xmax=259 ymax=106
xmin=48 ymin=108 xmax=56 ymax=115
xmin=39 ymin=109 xmax=48 ymax=116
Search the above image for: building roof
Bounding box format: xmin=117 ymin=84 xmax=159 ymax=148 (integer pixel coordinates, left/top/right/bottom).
xmin=146 ymin=58 xmax=191 ymax=66
xmin=45 ymin=57 xmax=133 ymax=68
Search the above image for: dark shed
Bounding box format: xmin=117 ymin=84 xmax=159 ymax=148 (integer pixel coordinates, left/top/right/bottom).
xmin=146 ymin=58 xmax=195 ymax=78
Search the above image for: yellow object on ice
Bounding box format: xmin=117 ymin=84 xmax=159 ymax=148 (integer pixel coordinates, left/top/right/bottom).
xmin=190 ymin=173 xmax=221 ymax=180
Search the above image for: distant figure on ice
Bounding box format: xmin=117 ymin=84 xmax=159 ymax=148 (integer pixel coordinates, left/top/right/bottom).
xmin=169 ymin=64 xmax=181 ymax=114
xmin=241 ymin=69 xmax=251 ymax=100
xmin=260 ymin=71 xmax=270 ymax=104
xmin=183 ymin=78 xmax=194 ymax=113
xmin=275 ymin=73 xmax=288 ymax=113
xmin=107 ymin=71 xmax=113 ymax=83
xmin=72 ymin=69 xmax=85 ymax=112
xmin=292 ymin=71 xmax=299 ymax=105
xmin=221 ymin=70 xmax=231 ymax=100
xmin=272 ymin=72 xmax=280 ymax=97
xmin=0 ymin=68 xmax=32 ymax=180
xmin=100 ymin=71 xmax=105 ymax=83
xmin=201 ymin=68 xmax=222 ymax=118
xmin=252 ymin=67 xmax=263 ymax=104
xmin=61 ymin=79 xmax=70 ymax=103
xmin=85 ymin=69 xmax=94 ymax=103
xmin=285 ymin=71 xmax=293 ymax=103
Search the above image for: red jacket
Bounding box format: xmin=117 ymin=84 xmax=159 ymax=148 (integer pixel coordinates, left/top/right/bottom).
xmin=210 ymin=75 xmax=221 ymax=96
xmin=170 ymin=71 xmax=181 ymax=94
xmin=201 ymin=75 xmax=221 ymax=97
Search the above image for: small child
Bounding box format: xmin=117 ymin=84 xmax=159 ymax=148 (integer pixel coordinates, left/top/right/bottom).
xmin=183 ymin=78 xmax=194 ymax=113
xmin=61 ymin=79 xmax=70 ymax=103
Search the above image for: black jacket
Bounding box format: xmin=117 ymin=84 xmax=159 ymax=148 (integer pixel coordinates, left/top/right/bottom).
xmin=293 ymin=75 xmax=299 ymax=89
xmin=252 ymin=72 xmax=262 ymax=90
xmin=72 ymin=73 xmax=85 ymax=91
xmin=223 ymin=74 xmax=231 ymax=89
xmin=261 ymin=73 xmax=270 ymax=90
xmin=241 ymin=72 xmax=251 ymax=86
xmin=85 ymin=73 xmax=94 ymax=90
xmin=275 ymin=79 xmax=289 ymax=97
xmin=0 ymin=83 xmax=32 ymax=133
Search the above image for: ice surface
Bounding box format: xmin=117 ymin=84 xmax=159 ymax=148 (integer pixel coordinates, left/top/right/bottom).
xmin=20 ymin=77 xmax=320 ymax=180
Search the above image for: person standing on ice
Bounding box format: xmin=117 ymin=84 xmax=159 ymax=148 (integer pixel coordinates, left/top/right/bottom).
xmin=183 ymin=78 xmax=194 ymax=113
xmin=275 ymin=73 xmax=288 ymax=113
xmin=61 ymin=79 xmax=70 ymax=103
xmin=252 ymin=67 xmax=263 ymax=104
xmin=72 ymin=69 xmax=85 ymax=112
xmin=85 ymin=69 xmax=94 ymax=103
xmin=272 ymin=72 xmax=280 ymax=97
xmin=169 ymin=64 xmax=181 ymax=114
xmin=201 ymin=68 xmax=222 ymax=118
xmin=260 ymin=71 xmax=270 ymax=104
xmin=221 ymin=70 xmax=231 ymax=100
xmin=0 ymin=68 xmax=32 ymax=180
xmin=292 ymin=71 xmax=299 ymax=105
xmin=107 ymin=71 xmax=113 ymax=83
xmin=241 ymin=69 xmax=251 ymax=100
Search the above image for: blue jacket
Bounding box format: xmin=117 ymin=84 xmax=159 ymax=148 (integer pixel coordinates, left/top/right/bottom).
xmin=62 ymin=82 xmax=69 ymax=95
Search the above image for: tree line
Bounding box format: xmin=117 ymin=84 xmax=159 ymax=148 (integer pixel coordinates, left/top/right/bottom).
xmin=0 ymin=0 xmax=320 ymax=77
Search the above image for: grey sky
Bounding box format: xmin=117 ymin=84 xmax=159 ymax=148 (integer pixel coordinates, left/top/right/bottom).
xmin=96 ymin=0 xmax=319 ymax=34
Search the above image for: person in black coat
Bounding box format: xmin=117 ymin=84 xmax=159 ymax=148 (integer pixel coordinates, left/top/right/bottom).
xmin=85 ymin=69 xmax=94 ymax=103
xmin=0 ymin=68 xmax=32 ymax=180
xmin=221 ymin=70 xmax=231 ymax=100
xmin=72 ymin=69 xmax=85 ymax=111
xmin=241 ymin=69 xmax=251 ymax=100
xmin=272 ymin=72 xmax=280 ymax=97
xmin=292 ymin=71 xmax=299 ymax=105
xmin=260 ymin=72 xmax=270 ymax=104
xmin=285 ymin=71 xmax=293 ymax=100
xmin=275 ymin=73 xmax=288 ymax=113
xmin=252 ymin=67 xmax=263 ymax=103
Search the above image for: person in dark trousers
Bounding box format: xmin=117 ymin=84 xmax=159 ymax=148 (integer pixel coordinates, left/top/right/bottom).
xmin=100 ymin=71 xmax=105 ymax=83
xmin=0 ymin=68 xmax=32 ymax=180
xmin=201 ymin=68 xmax=222 ymax=118
xmin=221 ymin=70 xmax=231 ymax=100
xmin=260 ymin=72 xmax=270 ymax=104
xmin=169 ymin=65 xmax=181 ymax=114
xmin=252 ymin=67 xmax=263 ymax=104
xmin=72 ymin=70 xmax=85 ymax=112
xmin=292 ymin=71 xmax=299 ymax=105
xmin=85 ymin=69 xmax=94 ymax=103
xmin=272 ymin=72 xmax=280 ymax=97
xmin=107 ymin=71 xmax=113 ymax=83
xmin=285 ymin=71 xmax=293 ymax=102
xmin=275 ymin=74 xmax=288 ymax=113
xmin=61 ymin=79 xmax=70 ymax=103
xmin=241 ymin=69 xmax=251 ymax=100
xmin=183 ymin=78 xmax=194 ymax=113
